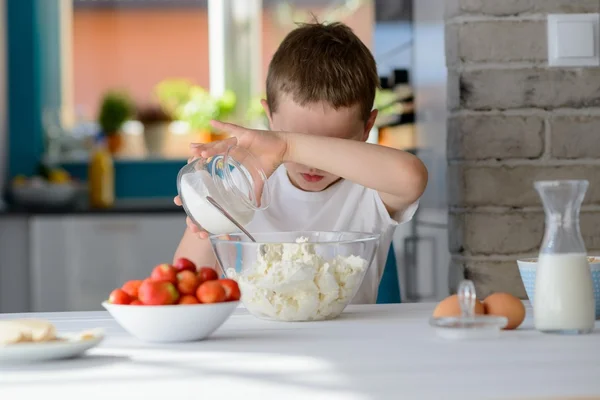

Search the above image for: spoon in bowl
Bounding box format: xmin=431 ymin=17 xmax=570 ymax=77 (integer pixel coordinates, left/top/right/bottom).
xmin=205 ymin=196 xmax=257 ymax=243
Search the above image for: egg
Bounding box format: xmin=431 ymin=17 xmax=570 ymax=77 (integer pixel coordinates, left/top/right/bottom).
xmin=483 ymin=292 xmax=525 ymax=330
xmin=432 ymin=294 xmax=485 ymax=318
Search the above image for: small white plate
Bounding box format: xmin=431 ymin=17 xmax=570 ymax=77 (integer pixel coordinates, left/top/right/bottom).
xmin=430 ymin=316 xmax=508 ymax=340
xmin=0 ymin=329 xmax=104 ymax=364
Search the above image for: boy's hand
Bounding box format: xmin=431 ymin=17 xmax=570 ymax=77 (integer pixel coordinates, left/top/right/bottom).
xmin=190 ymin=120 xmax=289 ymax=179
xmin=174 ymin=120 xmax=288 ymax=239
xmin=173 ymin=156 xmax=210 ymax=239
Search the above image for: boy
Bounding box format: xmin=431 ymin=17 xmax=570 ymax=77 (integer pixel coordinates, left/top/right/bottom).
xmin=173 ymin=21 xmax=427 ymax=304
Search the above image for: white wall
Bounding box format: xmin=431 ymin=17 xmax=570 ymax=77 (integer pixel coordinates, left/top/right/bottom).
xmin=0 ymin=0 xmax=6 ymax=198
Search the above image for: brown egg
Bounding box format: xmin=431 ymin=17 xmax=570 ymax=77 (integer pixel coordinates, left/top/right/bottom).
xmin=483 ymin=292 xmax=526 ymax=330
xmin=432 ymin=294 xmax=485 ymax=318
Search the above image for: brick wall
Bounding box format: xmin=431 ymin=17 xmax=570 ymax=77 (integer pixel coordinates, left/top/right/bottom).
xmin=445 ymin=0 xmax=600 ymax=298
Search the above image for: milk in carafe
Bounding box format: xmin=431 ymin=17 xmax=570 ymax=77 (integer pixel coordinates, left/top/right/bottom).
xmin=533 ymin=180 xmax=595 ymax=334
xmin=534 ymin=253 xmax=595 ymax=332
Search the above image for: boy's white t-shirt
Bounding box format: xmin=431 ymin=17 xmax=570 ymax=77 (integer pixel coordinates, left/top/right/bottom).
xmin=245 ymin=165 xmax=419 ymax=304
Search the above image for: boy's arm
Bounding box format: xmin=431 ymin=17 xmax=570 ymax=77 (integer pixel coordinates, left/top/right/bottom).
xmin=173 ymin=227 xmax=217 ymax=268
xmin=285 ymin=133 xmax=428 ymax=214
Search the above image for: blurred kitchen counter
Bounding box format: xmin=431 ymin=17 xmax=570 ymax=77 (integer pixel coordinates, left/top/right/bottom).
xmin=0 ymin=197 xmax=182 ymax=216
xmin=0 ymin=199 xmax=186 ymax=314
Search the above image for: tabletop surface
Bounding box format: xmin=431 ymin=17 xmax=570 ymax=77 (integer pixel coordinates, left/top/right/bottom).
xmin=1 ymin=303 xmax=599 ymax=399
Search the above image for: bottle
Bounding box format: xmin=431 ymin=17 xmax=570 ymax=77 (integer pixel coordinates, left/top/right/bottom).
xmin=88 ymin=136 xmax=115 ymax=208
xmin=533 ymin=179 xmax=595 ymax=334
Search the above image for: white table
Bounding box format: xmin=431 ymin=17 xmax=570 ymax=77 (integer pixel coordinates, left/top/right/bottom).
xmin=1 ymin=303 xmax=599 ymax=399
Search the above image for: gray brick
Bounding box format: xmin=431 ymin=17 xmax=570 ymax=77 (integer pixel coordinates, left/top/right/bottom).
xmin=449 ymin=211 xmax=600 ymax=255
xmin=448 ymin=165 xmax=600 ymax=207
xmin=448 ymin=211 xmax=543 ymax=255
xmin=447 ymin=210 xmax=465 ymax=254
xmin=447 ymin=114 xmax=544 ymax=160
xmin=456 ymin=68 xmax=600 ymax=111
xmin=447 ymin=70 xmax=461 ymax=111
xmin=447 ymin=257 xmax=465 ymax=296
xmin=550 ymin=116 xmax=600 ymax=159
xmin=451 ymin=0 xmax=600 ymax=17
xmin=445 ymin=0 xmax=461 ymax=18
xmin=450 ymin=259 xmax=527 ymax=299
xmin=453 ymin=21 xmax=547 ymax=63
xmin=445 ymin=24 xmax=459 ymax=67
xmin=582 ymin=214 xmax=600 ymax=251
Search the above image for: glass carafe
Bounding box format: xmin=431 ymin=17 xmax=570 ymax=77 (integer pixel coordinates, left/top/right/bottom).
xmin=533 ymin=180 xmax=595 ymax=334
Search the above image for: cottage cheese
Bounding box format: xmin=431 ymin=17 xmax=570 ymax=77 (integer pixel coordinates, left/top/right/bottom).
xmin=227 ymin=237 xmax=368 ymax=321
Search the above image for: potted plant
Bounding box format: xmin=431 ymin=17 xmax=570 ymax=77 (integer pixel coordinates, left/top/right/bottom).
xmin=154 ymin=78 xmax=193 ymax=119
xmin=174 ymin=86 xmax=237 ymax=143
xmin=136 ymin=105 xmax=172 ymax=157
xmin=97 ymin=90 xmax=134 ymax=154
xmin=152 ymin=78 xmax=238 ymax=147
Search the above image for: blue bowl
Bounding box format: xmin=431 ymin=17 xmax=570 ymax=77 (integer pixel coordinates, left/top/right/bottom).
xmin=517 ymin=257 xmax=600 ymax=319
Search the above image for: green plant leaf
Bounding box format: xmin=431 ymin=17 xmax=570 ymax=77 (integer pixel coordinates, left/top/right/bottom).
xmin=175 ymin=86 xmax=220 ymax=131
xmin=154 ymin=78 xmax=194 ymax=118
xmin=216 ymin=90 xmax=237 ymax=119
xmin=98 ymin=90 xmax=135 ymax=135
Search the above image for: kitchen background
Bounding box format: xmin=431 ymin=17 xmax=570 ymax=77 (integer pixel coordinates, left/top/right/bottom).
xmin=0 ymin=0 xmax=451 ymax=313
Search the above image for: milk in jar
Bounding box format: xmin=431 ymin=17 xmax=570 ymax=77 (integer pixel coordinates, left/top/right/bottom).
xmin=533 ymin=180 xmax=595 ymax=335
xmin=534 ymin=253 xmax=595 ymax=332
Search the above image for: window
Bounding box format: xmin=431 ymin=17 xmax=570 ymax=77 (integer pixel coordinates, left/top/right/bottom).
xmin=48 ymin=0 xmax=215 ymax=161
xmin=7 ymin=1 xmax=407 ymax=198
xmin=40 ymin=0 xmax=377 ymax=162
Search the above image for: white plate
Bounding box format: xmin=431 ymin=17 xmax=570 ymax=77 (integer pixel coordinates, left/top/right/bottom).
xmin=0 ymin=329 xmax=104 ymax=364
xmin=430 ymin=316 xmax=508 ymax=340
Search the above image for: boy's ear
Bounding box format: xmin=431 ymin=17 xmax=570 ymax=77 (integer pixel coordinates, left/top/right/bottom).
xmin=362 ymin=109 xmax=378 ymax=142
xmin=261 ymin=99 xmax=274 ymax=128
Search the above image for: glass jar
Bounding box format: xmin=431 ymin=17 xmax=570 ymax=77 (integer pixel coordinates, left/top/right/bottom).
xmin=533 ymin=179 xmax=595 ymax=334
xmin=176 ymin=145 xmax=270 ymax=235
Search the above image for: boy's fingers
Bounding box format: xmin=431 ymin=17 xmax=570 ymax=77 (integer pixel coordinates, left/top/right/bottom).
xmin=199 ymin=138 xmax=237 ymax=158
xmin=186 ymin=217 xmax=198 ymax=230
xmin=210 ymin=120 xmax=251 ymax=139
xmin=185 ymin=218 xmax=209 ymax=239
xmin=190 ymin=139 xmax=235 ymax=158
xmin=189 ymin=144 xmax=208 ymax=158
xmin=173 ymin=196 xmax=182 ymax=206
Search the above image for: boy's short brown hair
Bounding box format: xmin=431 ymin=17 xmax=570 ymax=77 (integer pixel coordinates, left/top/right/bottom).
xmin=266 ymin=21 xmax=379 ymax=123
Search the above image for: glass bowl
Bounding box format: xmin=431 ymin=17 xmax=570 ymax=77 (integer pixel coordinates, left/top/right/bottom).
xmin=210 ymin=231 xmax=380 ymax=322
xmin=176 ymin=145 xmax=270 ymax=235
